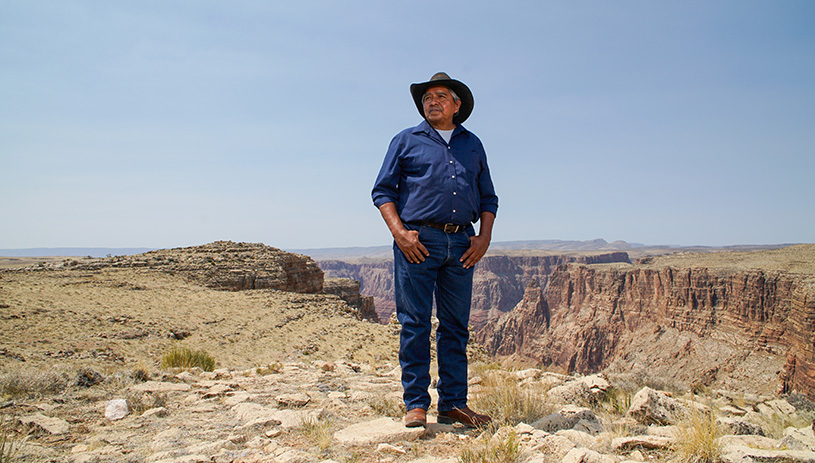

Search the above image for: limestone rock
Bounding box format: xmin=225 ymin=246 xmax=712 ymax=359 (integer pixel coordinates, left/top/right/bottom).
xmin=534 ymin=434 xmax=576 ymax=459
xmin=627 ymin=387 xmax=688 ymax=425
xmin=720 ymin=446 xmax=815 ymax=463
xmin=612 ymin=435 xmax=674 ymax=450
xmin=270 ymin=409 xmax=319 ymax=429
xmin=105 ymin=399 xmax=129 ymax=421
xmin=232 ymin=403 xmax=281 ymax=428
xmin=719 ymin=434 xmax=781 ymax=450
xmin=130 ymin=380 xmax=191 ymax=393
xmin=716 ymin=416 xmax=765 ymax=436
xmin=333 ymin=417 xmax=426 ymax=445
xmin=141 ymin=407 xmax=169 ymax=418
xmin=532 ymin=406 xmax=602 ymax=435
xmin=19 ymin=412 xmax=70 ymax=434
xmin=562 ymin=448 xmax=617 ymax=463
xmin=275 ymin=393 xmax=310 ymax=407
xmin=781 ymin=426 xmax=815 ymax=451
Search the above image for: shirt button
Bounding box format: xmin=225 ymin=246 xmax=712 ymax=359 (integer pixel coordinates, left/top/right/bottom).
xmin=453 ymin=209 xmax=457 ymax=213
xmin=453 ymin=192 xmax=457 ymax=195
xmin=449 ymin=160 xmax=453 ymax=164
xmin=452 ymin=175 xmax=455 ymax=179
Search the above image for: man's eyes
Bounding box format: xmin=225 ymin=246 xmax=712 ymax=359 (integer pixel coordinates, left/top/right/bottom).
xmin=423 ymin=94 xmax=449 ymax=102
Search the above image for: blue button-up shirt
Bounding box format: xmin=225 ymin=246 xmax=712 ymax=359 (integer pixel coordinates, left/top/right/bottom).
xmin=372 ymin=120 xmax=498 ymax=226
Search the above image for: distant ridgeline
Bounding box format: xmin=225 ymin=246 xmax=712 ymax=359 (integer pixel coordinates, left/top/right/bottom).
xmin=0 ymin=247 xmax=154 ymax=258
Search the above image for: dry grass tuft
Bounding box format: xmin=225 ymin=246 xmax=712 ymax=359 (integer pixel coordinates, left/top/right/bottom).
xmin=0 ymin=415 xmax=21 ymax=463
xmin=160 ymin=346 xmax=216 ymax=372
xmin=470 ymin=370 xmax=551 ymax=426
xmin=0 ymin=366 xmax=72 ymax=399
xmin=459 ymin=429 xmax=522 ymax=463
xmin=598 ymin=386 xmax=633 ymax=417
xmin=671 ymin=406 xmax=722 ymax=463
xmin=368 ymin=396 xmax=405 ymax=418
xmin=298 ymin=415 xmax=334 ymax=450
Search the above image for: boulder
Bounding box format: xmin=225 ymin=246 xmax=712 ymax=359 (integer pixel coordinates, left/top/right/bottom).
xmin=627 ymin=387 xmax=688 ymax=425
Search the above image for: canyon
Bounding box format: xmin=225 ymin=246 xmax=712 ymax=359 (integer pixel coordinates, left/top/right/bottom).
xmin=319 ymin=251 xmax=631 ymax=326
xmin=321 ymin=245 xmax=815 ymax=400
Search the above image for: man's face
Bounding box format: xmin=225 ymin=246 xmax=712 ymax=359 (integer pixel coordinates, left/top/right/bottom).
xmin=422 ymin=85 xmax=461 ymax=130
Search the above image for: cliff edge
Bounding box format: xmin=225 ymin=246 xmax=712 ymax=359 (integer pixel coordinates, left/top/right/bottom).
xmin=480 ymin=244 xmax=815 ymax=399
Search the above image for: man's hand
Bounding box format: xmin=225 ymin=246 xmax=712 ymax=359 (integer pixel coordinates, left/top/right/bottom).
xmin=394 ymin=228 xmax=429 ymax=264
xmin=378 ymin=202 xmax=429 ymax=264
xmin=461 ymin=234 xmax=490 ymax=269
xmin=460 ymin=211 xmax=495 ymax=269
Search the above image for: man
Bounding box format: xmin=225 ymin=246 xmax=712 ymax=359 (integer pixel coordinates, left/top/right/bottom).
xmin=371 ymin=72 xmax=498 ymax=428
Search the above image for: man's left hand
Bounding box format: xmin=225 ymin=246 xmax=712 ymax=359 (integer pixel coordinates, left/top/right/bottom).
xmin=461 ymin=234 xmax=490 ymax=269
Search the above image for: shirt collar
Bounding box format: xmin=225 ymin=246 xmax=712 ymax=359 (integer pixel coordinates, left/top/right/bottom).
xmin=413 ymin=120 xmax=467 ymax=139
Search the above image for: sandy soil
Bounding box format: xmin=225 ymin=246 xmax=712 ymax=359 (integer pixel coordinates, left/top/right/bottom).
xmin=0 ymin=267 xmax=400 ymax=376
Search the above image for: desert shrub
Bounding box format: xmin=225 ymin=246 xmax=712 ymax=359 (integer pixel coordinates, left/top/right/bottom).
xmin=298 ymin=415 xmax=333 ymax=450
xmin=470 ymin=370 xmax=551 ymax=426
xmin=160 ymin=346 xmax=215 ymax=372
xmin=459 ymin=429 xmax=522 ymax=463
xmin=369 ymin=396 xmax=404 ymax=418
xmin=0 ymin=366 xmax=72 ymax=399
xmin=671 ymin=406 xmax=722 ymax=463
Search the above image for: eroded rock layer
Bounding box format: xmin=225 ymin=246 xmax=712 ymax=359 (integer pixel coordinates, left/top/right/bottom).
xmin=63 ymin=241 xmax=324 ymax=293
xmin=480 ymin=245 xmax=815 ymax=399
xmin=320 ymin=252 xmax=631 ymax=326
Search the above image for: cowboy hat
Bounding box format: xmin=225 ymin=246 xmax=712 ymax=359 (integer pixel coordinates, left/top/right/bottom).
xmin=410 ymin=72 xmax=474 ymax=125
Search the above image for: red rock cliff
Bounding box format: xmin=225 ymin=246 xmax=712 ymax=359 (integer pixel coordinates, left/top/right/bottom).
xmin=481 ymin=246 xmax=815 ymax=399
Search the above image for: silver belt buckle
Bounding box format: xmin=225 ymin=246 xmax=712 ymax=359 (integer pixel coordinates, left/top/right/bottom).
xmin=443 ymin=223 xmax=459 ymax=233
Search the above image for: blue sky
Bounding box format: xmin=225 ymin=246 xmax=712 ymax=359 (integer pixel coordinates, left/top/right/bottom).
xmin=2 ymin=1 xmax=814 ymax=250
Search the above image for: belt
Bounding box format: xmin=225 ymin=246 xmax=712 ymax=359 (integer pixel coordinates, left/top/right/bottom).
xmin=410 ymin=221 xmax=467 ymax=234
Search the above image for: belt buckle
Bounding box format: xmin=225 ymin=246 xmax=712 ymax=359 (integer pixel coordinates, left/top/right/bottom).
xmin=443 ymin=223 xmax=459 ymax=233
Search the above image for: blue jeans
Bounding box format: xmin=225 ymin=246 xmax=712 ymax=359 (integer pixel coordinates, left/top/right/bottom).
xmin=394 ymin=223 xmax=475 ymax=412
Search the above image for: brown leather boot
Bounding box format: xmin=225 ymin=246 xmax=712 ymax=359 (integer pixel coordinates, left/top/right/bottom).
xmin=437 ymin=406 xmax=491 ymax=428
xmin=404 ymin=408 xmax=427 ymax=428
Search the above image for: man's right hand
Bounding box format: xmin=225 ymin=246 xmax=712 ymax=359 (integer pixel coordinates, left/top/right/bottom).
xmin=378 ymin=202 xmax=429 ymax=264
xmin=394 ymin=228 xmax=429 ymax=264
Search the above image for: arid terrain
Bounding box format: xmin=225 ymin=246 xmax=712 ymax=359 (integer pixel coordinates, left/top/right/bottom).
xmin=1 ymin=242 xmax=814 ymax=463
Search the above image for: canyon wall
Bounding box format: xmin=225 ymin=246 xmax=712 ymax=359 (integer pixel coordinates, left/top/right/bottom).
xmin=319 ymin=252 xmax=631 ymax=325
xmin=480 ymin=258 xmax=815 ymax=399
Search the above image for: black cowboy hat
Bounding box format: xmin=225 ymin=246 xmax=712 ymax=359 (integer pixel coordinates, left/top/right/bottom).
xmin=410 ymin=72 xmax=474 ymax=125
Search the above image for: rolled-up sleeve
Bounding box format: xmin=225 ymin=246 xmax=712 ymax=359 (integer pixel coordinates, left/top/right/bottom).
xmin=478 ymin=153 xmax=499 ymax=217
xmin=372 ymin=135 xmax=403 ymax=208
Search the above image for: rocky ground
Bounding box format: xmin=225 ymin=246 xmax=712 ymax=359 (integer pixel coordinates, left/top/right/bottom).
xmin=2 ymin=360 xmax=815 ymax=463
xmin=2 ymin=248 xmax=815 ymax=462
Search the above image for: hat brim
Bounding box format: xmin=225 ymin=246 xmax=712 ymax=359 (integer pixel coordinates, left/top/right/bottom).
xmin=410 ymin=78 xmax=474 ymax=125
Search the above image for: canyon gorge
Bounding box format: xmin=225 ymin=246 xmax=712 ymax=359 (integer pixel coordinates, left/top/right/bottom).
xmin=320 ymin=244 xmax=815 ymax=400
